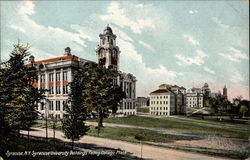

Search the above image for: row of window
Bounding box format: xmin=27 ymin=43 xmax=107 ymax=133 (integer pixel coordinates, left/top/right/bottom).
xmin=150 ymin=107 xmax=168 ymax=111
xmin=150 ymin=112 xmax=169 ymax=116
xmin=40 ymin=100 xmax=67 ymax=111
xmin=151 ymin=96 xmax=168 ymax=99
xmin=40 ymin=71 xmax=68 ymax=83
xmin=124 ymin=111 xmax=136 ymax=116
xmin=188 ymin=101 xmax=202 ymax=104
xmin=123 ymin=102 xmax=135 ymax=110
xmin=187 ymin=97 xmax=202 ymax=100
xmin=151 ymin=101 xmax=168 ymax=105
xmin=48 ymin=85 xmax=69 ymax=95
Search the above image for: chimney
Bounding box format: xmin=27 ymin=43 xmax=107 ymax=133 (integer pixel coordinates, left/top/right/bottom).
xmin=64 ymin=47 xmax=71 ymax=55
xmin=29 ymin=55 xmax=35 ymax=63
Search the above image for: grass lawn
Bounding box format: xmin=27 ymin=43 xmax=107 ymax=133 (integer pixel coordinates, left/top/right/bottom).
xmin=87 ymin=126 xmax=198 ymax=143
xmin=97 ymin=116 xmax=249 ymax=139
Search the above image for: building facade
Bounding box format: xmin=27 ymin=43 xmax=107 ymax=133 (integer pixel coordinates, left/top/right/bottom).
xmin=158 ymin=84 xmax=186 ymax=114
xmin=136 ymin=97 xmax=149 ymax=108
xmin=30 ymin=26 xmax=136 ymax=118
xmin=149 ymin=89 xmax=176 ymax=116
xmin=186 ymin=88 xmax=203 ymax=108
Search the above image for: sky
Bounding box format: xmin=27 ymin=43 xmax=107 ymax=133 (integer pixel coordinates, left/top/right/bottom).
xmin=0 ymin=0 xmax=249 ymax=101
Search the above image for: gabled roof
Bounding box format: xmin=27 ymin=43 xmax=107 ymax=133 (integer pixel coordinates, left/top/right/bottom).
xmin=150 ymin=88 xmax=171 ymax=94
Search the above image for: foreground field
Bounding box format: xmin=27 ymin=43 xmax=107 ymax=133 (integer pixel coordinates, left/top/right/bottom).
xmin=20 ymin=127 xmax=227 ymax=160
xmin=33 ymin=116 xmax=250 ymax=159
xmin=97 ymin=116 xmax=249 ymax=139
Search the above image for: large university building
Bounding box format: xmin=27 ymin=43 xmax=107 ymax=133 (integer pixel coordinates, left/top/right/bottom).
xmin=29 ymin=26 xmax=136 ymax=119
xmin=149 ymin=84 xmax=186 ymax=116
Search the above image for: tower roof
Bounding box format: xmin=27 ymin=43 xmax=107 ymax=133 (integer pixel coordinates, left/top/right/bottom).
xmin=104 ymin=25 xmax=113 ymax=34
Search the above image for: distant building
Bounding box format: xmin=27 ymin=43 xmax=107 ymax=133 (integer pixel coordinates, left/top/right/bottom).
xmin=211 ymin=90 xmax=221 ymax=98
xmin=149 ymin=84 xmax=186 ymax=116
xmin=202 ymin=82 xmax=211 ymax=98
xmin=136 ymin=97 xmax=149 ymax=108
xmin=149 ymin=88 xmax=176 ymax=116
xmin=186 ymin=88 xmax=203 ymax=108
xmin=159 ymin=84 xmax=186 ymax=114
xmin=223 ymin=85 xmax=227 ymax=99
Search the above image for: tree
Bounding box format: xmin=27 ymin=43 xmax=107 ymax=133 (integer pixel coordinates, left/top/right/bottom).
xmin=62 ymin=67 xmax=89 ymax=149
xmin=239 ymin=105 xmax=248 ymax=118
xmin=83 ymin=64 xmax=125 ymax=128
xmin=0 ymin=43 xmax=44 ymax=136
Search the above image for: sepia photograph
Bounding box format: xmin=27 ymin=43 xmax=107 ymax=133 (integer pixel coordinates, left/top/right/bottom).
xmin=0 ymin=0 xmax=249 ymax=159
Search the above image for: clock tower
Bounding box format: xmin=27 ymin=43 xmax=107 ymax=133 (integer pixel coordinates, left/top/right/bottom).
xmin=96 ymin=25 xmax=120 ymax=71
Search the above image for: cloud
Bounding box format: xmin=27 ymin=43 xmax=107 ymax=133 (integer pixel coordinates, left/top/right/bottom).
xmin=212 ymin=17 xmax=230 ymax=29
xmin=7 ymin=1 xmax=90 ymax=59
xmin=188 ymin=10 xmax=198 ymax=14
xmin=183 ymin=34 xmax=200 ymax=46
xmin=138 ymin=40 xmax=154 ymax=51
xmin=115 ymin=30 xmax=180 ymax=97
xmin=9 ymin=24 xmax=25 ymax=33
xmin=100 ymin=2 xmax=155 ymax=34
xmin=203 ymin=66 xmax=215 ymax=74
xmin=219 ymin=47 xmax=248 ymax=63
xmin=176 ymin=50 xmax=208 ymax=66
xmin=230 ymin=70 xmax=244 ymax=84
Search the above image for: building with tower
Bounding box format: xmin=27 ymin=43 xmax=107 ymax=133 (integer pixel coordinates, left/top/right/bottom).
xmin=28 ymin=25 xmax=136 ymax=119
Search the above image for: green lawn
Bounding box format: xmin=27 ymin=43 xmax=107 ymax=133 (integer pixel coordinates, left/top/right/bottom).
xmin=99 ymin=116 xmax=249 ymax=139
xmin=87 ymin=126 xmax=198 ymax=143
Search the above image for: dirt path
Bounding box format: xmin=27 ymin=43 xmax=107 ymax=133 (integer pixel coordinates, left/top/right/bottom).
xmin=21 ymin=128 xmax=228 ymax=160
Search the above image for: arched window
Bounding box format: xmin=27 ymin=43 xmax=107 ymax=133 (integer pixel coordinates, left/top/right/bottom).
xmin=113 ymin=50 xmax=117 ymax=60
xmin=99 ymin=49 xmax=104 ymax=58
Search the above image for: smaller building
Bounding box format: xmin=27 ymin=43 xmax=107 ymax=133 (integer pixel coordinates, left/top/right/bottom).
xmin=136 ymin=97 xmax=149 ymax=108
xmin=186 ymin=88 xmax=203 ymax=108
xmin=149 ymin=89 xmax=176 ymax=116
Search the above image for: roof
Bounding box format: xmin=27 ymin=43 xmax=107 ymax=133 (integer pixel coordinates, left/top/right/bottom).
xmin=150 ymin=89 xmax=171 ymax=94
xmin=27 ymin=55 xmax=80 ymax=66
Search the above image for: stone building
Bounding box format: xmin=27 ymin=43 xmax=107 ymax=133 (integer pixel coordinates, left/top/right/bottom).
xmin=186 ymin=88 xmax=203 ymax=108
xmin=149 ymin=84 xmax=186 ymax=116
xmin=29 ymin=25 xmax=136 ymax=118
xmin=149 ymin=88 xmax=176 ymax=116
xmin=136 ymin=97 xmax=149 ymax=108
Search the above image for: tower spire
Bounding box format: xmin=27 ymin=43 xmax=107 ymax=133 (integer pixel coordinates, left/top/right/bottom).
xmin=96 ymin=26 xmax=120 ymax=71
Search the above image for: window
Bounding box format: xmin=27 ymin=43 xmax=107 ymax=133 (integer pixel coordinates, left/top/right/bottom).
xmin=56 ymin=72 xmax=60 ymax=81
xmin=56 ymin=101 xmax=60 ymax=111
xmin=49 ymin=101 xmax=54 ymax=110
xmin=56 ymin=86 xmax=61 ymax=94
xmin=55 ymin=114 xmax=61 ymax=119
xmin=62 ymin=101 xmax=66 ymax=111
xmin=40 ymin=74 xmax=45 ymax=83
xmin=49 ymin=86 xmax=54 ymax=94
xmin=49 ymin=73 xmax=54 ymax=82
xmin=63 ymin=85 xmax=68 ymax=94
xmin=40 ymin=103 xmax=44 ymax=110
xmin=166 ymin=101 xmax=168 ymax=104
xmin=63 ymin=71 xmax=67 ymax=81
